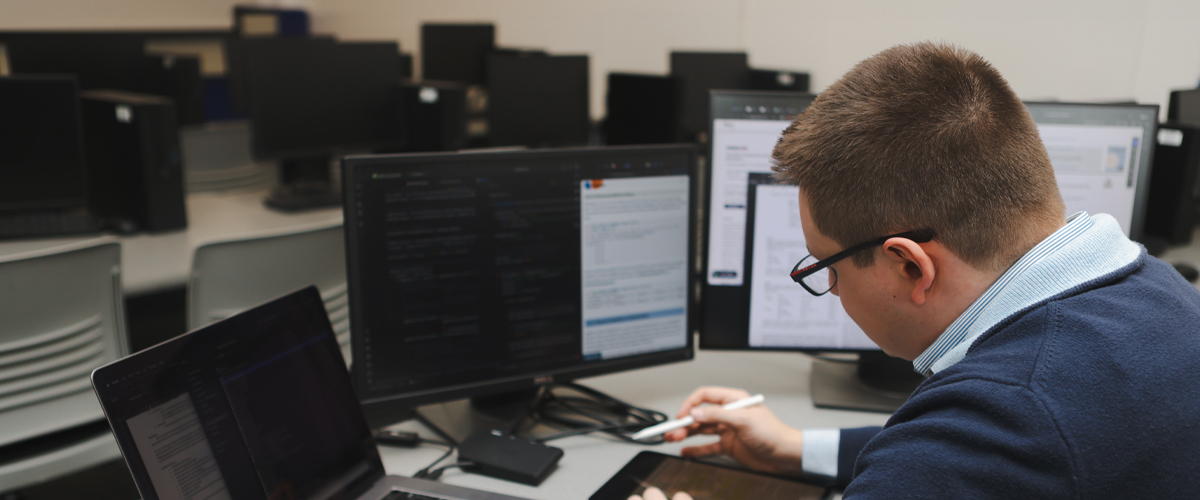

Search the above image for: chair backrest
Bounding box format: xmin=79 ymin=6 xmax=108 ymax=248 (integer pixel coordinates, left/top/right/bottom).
xmin=188 ymin=220 xmax=350 ymax=363
xmin=0 ymin=238 xmax=126 ymax=448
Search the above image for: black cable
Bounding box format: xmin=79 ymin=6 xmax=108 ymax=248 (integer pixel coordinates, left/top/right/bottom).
xmin=425 ymin=461 xmax=478 ymax=480
xmin=518 ymin=382 xmax=670 ymax=443
xmin=412 ymin=445 xmax=456 ymax=479
xmin=418 ymin=437 xmax=453 ymax=447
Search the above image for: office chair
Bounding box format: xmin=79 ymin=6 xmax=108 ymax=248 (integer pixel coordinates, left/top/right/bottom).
xmin=187 ymin=220 xmax=350 ymax=363
xmin=0 ymin=238 xmax=126 ymax=493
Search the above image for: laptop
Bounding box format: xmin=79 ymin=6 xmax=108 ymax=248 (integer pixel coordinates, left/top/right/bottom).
xmin=91 ymin=286 xmax=532 ymax=500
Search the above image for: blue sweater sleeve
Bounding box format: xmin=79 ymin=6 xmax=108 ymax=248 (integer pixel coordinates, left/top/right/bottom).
xmin=842 ymin=378 xmax=1073 ymax=499
xmin=836 ymin=427 xmax=881 ymax=488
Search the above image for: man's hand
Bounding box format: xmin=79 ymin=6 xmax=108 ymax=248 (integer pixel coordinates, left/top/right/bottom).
xmin=662 ymin=386 xmax=806 ymax=477
xmin=628 ymin=487 xmax=693 ymax=500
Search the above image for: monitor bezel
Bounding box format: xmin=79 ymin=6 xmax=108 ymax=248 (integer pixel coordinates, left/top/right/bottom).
xmin=341 ymin=144 xmax=699 ymax=415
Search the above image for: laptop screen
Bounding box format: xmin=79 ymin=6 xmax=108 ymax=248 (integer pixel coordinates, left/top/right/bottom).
xmin=92 ymin=287 xmax=382 ymax=500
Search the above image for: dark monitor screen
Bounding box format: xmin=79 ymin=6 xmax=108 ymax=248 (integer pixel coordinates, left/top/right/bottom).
xmin=604 ymin=73 xmax=679 ymax=145
xmin=420 ymin=24 xmax=495 ymax=85
xmin=91 ymin=287 xmax=382 ymax=500
xmin=670 ymin=52 xmax=749 ymax=142
xmin=241 ymin=39 xmax=404 ymax=160
xmin=343 ymin=145 xmax=697 ymax=417
xmin=486 ymin=54 xmax=590 ymax=148
xmin=1025 ymin=102 xmax=1158 ymax=241
xmin=0 ymin=76 xmax=88 ymax=212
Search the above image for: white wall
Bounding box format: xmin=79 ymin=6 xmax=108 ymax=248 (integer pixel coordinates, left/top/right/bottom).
xmin=4 ymin=0 xmax=1200 ymax=119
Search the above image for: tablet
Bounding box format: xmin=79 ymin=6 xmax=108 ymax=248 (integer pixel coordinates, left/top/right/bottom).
xmin=590 ymin=451 xmax=830 ymax=500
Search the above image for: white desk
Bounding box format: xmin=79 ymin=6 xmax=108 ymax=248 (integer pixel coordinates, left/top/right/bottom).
xmin=0 ymin=190 xmax=342 ymax=296
xmin=377 ymin=348 xmax=890 ymax=500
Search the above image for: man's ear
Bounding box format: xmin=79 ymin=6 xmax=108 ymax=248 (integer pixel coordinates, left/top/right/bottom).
xmin=881 ymin=238 xmax=936 ymax=306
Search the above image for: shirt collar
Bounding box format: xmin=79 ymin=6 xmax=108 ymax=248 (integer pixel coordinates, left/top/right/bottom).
xmin=912 ymin=212 xmax=1140 ymax=375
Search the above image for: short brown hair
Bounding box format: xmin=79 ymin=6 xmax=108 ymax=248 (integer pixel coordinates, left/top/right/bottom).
xmin=772 ymin=42 xmax=1064 ymax=271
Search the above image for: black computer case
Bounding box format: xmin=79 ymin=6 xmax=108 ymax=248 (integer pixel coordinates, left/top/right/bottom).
xmin=81 ymin=90 xmax=187 ymax=232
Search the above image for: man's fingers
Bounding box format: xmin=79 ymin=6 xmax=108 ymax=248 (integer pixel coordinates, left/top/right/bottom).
xmin=672 ymin=492 xmax=695 ymax=500
xmin=639 ymin=487 xmax=668 ymax=500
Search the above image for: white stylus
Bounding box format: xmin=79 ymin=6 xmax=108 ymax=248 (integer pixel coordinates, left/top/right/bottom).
xmin=631 ymin=394 xmax=765 ymax=441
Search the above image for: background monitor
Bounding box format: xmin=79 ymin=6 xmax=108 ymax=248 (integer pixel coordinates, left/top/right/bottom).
xmin=342 ymin=145 xmax=697 ymax=433
xmin=486 ymin=54 xmax=590 ymax=148
xmin=241 ymin=39 xmax=404 ymax=160
xmin=420 ymin=24 xmax=495 ymax=85
xmin=603 ymin=73 xmax=679 ymax=145
xmin=1025 ymin=102 xmax=1158 ymax=241
xmin=699 ymin=95 xmax=1160 ymax=412
xmin=669 ymin=52 xmax=749 ymax=143
xmin=0 ymin=76 xmax=88 ymax=212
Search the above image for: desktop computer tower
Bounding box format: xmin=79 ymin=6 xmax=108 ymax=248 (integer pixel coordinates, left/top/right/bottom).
xmin=399 ymin=80 xmax=467 ymax=152
xmin=81 ymin=90 xmax=187 ymax=232
xmin=141 ymin=54 xmax=206 ymax=126
xmin=1144 ymin=122 xmax=1200 ymax=245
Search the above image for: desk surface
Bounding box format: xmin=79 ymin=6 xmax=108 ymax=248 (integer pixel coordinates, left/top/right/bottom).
xmin=0 ymin=190 xmax=342 ymax=296
xmin=377 ymin=348 xmax=890 ymax=500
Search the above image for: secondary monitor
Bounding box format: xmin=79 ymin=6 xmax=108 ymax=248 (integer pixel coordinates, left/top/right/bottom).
xmin=604 ymin=73 xmax=680 ymax=146
xmin=241 ymin=39 xmax=403 ymax=160
xmin=342 ymin=145 xmax=697 ymax=433
xmin=699 ymin=95 xmax=1159 ymax=412
xmin=0 ymin=76 xmax=88 ymax=212
xmin=486 ymin=54 xmax=590 ymax=148
xmin=421 ymin=24 xmax=495 ymax=85
xmin=670 ymin=52 xmax=750 ymax=143
xmin=1025 ymin=102 xmax=1158 ymax=241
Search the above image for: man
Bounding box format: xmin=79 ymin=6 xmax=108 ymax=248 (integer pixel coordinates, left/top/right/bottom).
xmin=636 ymin=42 xmax=1200 ymax=499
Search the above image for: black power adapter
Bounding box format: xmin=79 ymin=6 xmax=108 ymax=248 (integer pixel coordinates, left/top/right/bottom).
xmin=456 ymin=429 xmax=563 ymax=485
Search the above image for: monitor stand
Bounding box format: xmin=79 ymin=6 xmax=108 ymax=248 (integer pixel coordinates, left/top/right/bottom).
xmin=264 ymin=156 xmax=342 ymax=211
xmin=414 ymin=389 xmax=540 ymax=444
xmin=810 ymin=351 xmax=924 ymax=413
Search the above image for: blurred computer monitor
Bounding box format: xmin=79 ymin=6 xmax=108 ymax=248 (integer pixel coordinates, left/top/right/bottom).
xmin=604 ymin=73 xmax=679 ymax=145
xmin=421 ymin=24 xmax=495 ymax=85
xmin=0 ymin=76 xmax=88 ymax=212
xmin=487 ymin=54 xmax=590 ymax=148
xmin=670 ymin=51 xmax=749 ymax=143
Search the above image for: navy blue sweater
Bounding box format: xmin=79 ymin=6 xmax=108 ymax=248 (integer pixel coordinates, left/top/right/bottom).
xmin=838 ymin=253 xmax=1200 ymax=498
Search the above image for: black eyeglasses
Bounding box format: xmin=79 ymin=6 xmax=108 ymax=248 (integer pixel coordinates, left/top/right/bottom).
xmin=790 ymin=229 xmax=935 ymax=296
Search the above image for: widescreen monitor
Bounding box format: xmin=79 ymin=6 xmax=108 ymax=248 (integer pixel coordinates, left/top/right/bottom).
xmin=342 ymin=145 xmax=697 ymax=432
xmin=699 ymin=95 xmax=1159 ymax=411
xmin=241 ymin=39 xmax=403 ymax=160
xmin=0 ymin=76 xmax=88 ymax=212
xmin=421 ymin=24 xmax=495 ymax=85
xmin=669 ymin=52 xmax=749 ymax=143
xmin=486 ymin=54 xmax=590 ymax=148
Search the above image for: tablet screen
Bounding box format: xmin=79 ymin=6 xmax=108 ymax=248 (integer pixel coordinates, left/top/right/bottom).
xmin=590 ymin=451 xmax=828 ymax=500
